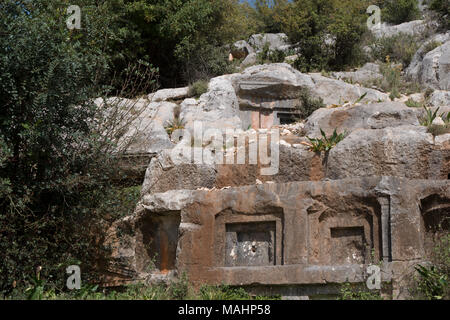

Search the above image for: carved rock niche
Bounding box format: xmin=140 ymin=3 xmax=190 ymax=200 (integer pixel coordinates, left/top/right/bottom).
xmin=214 ymin=209 xmax=284 ymax=267
xmin=307 ymin=199 xmax=382 ymax=265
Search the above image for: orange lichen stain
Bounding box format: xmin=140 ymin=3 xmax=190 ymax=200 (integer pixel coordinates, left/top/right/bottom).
xmin=159 ymin=230 xmax=170 ymax=274
xmin=309 ymin=154 xmax=325 ymax=181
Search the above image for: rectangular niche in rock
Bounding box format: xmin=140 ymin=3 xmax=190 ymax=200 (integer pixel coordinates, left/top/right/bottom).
xmin=225 ymin=222 xmax=276 ymax=267
xmin=330 ymin=226 xmax=367 ymax=265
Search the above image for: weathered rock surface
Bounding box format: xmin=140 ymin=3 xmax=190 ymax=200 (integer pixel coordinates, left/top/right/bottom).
xmin=327 ymin=126 xmax=448 ymax=180
xmin=429 ymin=90 xmax=450 ymax=107
xmin=303 ymin=102 xmax=419 ymax=137
xmin=150 ymin=87 xmax=189 ymax=102
xmin=103 ymin=60 xmax=450 ymax=299
xmin=240 ymin=52 xmax=257 ymax=67
xmin=106 ymin=177 xmax=450 ymax=299
xmin=331 ymin=63 xmax=382 ymax=84
xmin=406 ymin=38 xmax=450 ymax=90
xmin=309 ymin=73 xmax=389 ymax=106
xmin=232 ymin=63 xmax=315 ymax=102
xmin=372 ymin=20 xmax=427 ymax=39
xmin=248 ymin=33 xmax=290 ymax=52
xmin=231 ymin=40 xmax=255 ymax=59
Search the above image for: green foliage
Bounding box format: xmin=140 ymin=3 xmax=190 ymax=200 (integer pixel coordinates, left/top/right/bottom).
xmin=165 ymin=105 xmax=186 ymax=137
xmin=338 ymin=283 xmax=383 ymax=300
xmin=0 ymin=1 xmax=156 ymax=295
xmin=188 ymin=80 xmax=210 ymax=98
xmin=422 ymin=40 xmax=443 ymax=55
xmin=370 ymin=34 xmax=420 ymax=67
xmin=168 ymin=273 xmax=190 ymax=300
xmin=252 ymin=0 xmax=289 ymax=33
xmin=3 ymin=277 xmax=279 ymax=300
xmin=199 ymin=284 xmax=280 ymax=300
xmin=365 ymin=59 xmax=421 ymax=97
xmin=420 ymin=106 xmax=440 ymax=126
xmin=430 ymin=0 xmax=450 ymax=29
xmin=421 ymin=107 xmax=450 ymax=136
xmin=295 ymin=88 xmax=326 ymax=120
xmin=381 ymin=0 xmax=421 ymax=24
xmin=405 ymin=99 xmax=424 ymax=108
xmin=256 ymin=43 xmax=287 ymax=64
xmin=415 ymin=264 xmax=448 ymax=300
xmin=306 ymin=129 xmax=347 ymax=152
xmin=284 ymin=0 xmax=370 ymax=72
xmin=141 ymin=0 xmax=254 ymax=84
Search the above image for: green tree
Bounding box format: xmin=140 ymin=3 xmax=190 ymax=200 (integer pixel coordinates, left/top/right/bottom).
xmin=0 ymin=0 xmax=157 ymax=295
xmin=281 ymin=0 xmax=369 ymax=71
xmin=381 ymin=0 xmax=421 ymax=24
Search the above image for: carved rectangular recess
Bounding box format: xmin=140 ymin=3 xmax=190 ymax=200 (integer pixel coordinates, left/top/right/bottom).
xmin=330 ymin=227 xmax=367 ymax=265
xmin=214 ymin=210 xmax=284 ymax=267
xmin=225 ymin=222 xmax=276 ymax=267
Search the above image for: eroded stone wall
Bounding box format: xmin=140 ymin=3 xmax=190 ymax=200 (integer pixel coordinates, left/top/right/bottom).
xmin=105 ymin=177 xmax=449 ymax=299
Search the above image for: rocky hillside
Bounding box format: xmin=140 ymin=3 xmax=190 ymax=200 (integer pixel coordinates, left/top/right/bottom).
xmin=101 ymin=18 xmax=450 ymax=300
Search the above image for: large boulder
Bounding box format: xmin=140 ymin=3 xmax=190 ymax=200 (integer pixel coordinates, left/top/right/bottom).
xmin=331 ymin=63 xmax=382 ymax=85
xmin=309 ymin=74 xmax=389 ymax=106
xmin=240 ymin=52 xmax=257 ymax=67
xmin=428 ymin=90 xmax=450 ymax=107
xmin=231 ymin=40 xmax=254 ymax=59
xmin=406 ymin=38 xmax=450 ymax=90
xmin=232 ymin=63 xmax=315 ymax=103
xmin=371 ymin=20 xmax=427 ymax=39
xmin=303 ymin=102 xmax=419 ymax=138
xmin=150 ymin=87 xmax=189 ymax=102
xmin=327 ymin=125 xmax=449 ymax=180
xmin=248 ymin=33 xmax=290 ymax=52
xmin=180 ymin=75 xmax=243 ymax=131
xmin=406 ymin=33 xmax=450 ymax=80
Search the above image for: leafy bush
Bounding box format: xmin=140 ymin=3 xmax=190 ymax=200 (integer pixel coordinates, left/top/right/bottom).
xmin=414 ymin=234 xmax=449 ymax=300
xmin=422 ymin=40 xmax=443 ymax=56
xmin=371 ymin=34 xmax=420 ymax=67
xmin=285 ymin=0 xmax=369 ymax=72
xmin=199 ymin=284 xmax=252 ymax=300
xmin=0 ymin=1 xmax=157 ymax=295
xmin=188 ymin=80 xmax=209 ymax=98
xmin=294 ymin=88 xmax=326 ymax=120
xmin=338 ymin=283 xmax=384 ymax=300
xmin=430 ymin=0 xmax=450 ymax=29
xmin=415 ymin=264 xmax=449 ymax=299
xmin=364 ymin=59 xmax=421 ymax=97
xmin=256 ymin=43 xmax=288 ymax=64
xmin=382 ymin=0 xmax=421 ymax=24
xmin=304 ymin=129 xmax=347 ymax=152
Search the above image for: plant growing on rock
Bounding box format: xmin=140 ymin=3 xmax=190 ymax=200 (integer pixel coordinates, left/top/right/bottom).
xmin=256 ymin=42 xmax=287 ymax=64
xmin=430 ymin=0 xmax=450 ymax=29
xmin=294 ymin=88 xmax=325 ymax=120
xmin=303 ymin=129 xmax=346 ymax=152
xmin=165 ymin=106 xmax=185 ymax=137
xmin=405 ymin=98 xmax=424 ymax=108
xmin=188 ymin=80 xmax=209 ymax=98
xmin=420 ymin=106 xmax=440 ymax=127
xmin=338 ymin=282 xmax=383 ymax=300
xmin=412 ymin=233 xmax=449 ymax=300
xmin=414 ymin=264 xmax=448 ymax=300
xmin=371 ymin=34 xmax=420 ymax=68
